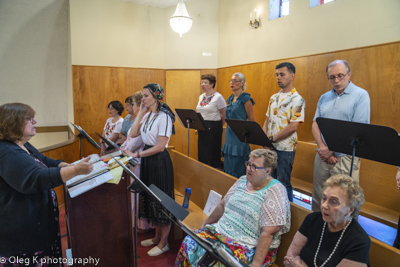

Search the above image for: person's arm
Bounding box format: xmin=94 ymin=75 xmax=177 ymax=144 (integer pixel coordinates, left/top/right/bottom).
xmin=396 ymin=167 xmax=400 ymax=190
xmin=271 ymin=121 xmax=300 ymax=142
xmin=250 ymin=225 xmax=282 ymax=267
xmin=245 ymin=100 xmax=255 ymax=121
xmin=121 ymin=135 xmax=169 ymax=158
xmin=262 ymin=117 xmax=269 ymax=135
xmin=336 ymin=259 xmax=367 ymax=267
xmin=200 ymin=199 xmax=225 ymax=228
xmin=129 ymin=103 xmax=148 ymax=138
xmin=116 ymin=132 xmax=127 ymax=145
xmin=220 ymin=107 xmax=226 ymax=126
xmin=352 ymin=92 xmax=370 ymax=124
xmin=283 ymin=231 xmax=309 ymax=267
xmin=312 ymin=121 xmax=334 ymax=161
xmin=60 ymin=157 xmax=93 ymax=183
xmin=109 ymin=132 xmax=119 ymax=142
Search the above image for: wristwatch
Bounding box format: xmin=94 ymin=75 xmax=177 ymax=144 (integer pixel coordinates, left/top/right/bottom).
xmin=269 ymin=136 xmax=275 ymax=143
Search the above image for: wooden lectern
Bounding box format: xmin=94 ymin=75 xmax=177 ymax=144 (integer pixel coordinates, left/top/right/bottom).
xmin=65 ymin=171 xmax=134 ymax=267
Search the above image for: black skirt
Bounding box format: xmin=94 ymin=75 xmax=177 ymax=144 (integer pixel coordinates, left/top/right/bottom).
xmin=197 ymin=120 xmax=223 ymax=168
xmin=139 ymin=145 xmax=174 ymax=224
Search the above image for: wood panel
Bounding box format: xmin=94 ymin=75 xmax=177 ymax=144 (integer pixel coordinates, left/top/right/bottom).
xmin=73 ymin=66 xmax=165 ymax=157
xmin=217 ymin=41 xmax=400 ymax=142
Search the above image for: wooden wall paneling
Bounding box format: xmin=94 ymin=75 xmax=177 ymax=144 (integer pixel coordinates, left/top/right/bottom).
xmin=73 ymin=66 xmax=165 ymax=158
xmin=166 ymin=70 xmax=201 ymax=158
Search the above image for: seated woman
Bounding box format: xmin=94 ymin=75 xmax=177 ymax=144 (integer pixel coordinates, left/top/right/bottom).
xmin=284 ymin=174 xmax=370 ymax=267
xmin=175 ymin=149 xmax=290 ymax=267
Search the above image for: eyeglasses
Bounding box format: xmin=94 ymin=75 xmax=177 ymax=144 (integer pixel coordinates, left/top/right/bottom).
xmin=245 ymin=161 xmax=266 ymax=171
xmin=328 ymin=72 xmax=349 ymax=81
xmin=26 ymin=118 xmax=36 ymax=124
xmin=228 ymin=79 xmax=241 ymax=83
xmin=200 ymin=82 xmax=210 ymax=85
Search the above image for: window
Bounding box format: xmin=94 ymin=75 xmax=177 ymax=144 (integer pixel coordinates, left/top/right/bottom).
xmin=310 ymin=0 xmax=335 ymax=8
xmin=269 ymin=0 xmax=290 ymax=21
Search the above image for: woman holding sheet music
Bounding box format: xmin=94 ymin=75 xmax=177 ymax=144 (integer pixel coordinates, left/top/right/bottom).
xmin=121 ymin=83 xmax=175 ymax=257
xmin=0 ymin=103 xmax=93 ymax=266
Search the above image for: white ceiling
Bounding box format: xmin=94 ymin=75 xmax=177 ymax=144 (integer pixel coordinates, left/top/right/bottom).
xmin=117 ymin=0 xmax=190 ymax=9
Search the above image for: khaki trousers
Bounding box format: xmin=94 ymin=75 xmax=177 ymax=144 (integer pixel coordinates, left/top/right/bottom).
xmin=312 ymin=154 xmax=360 ymax=211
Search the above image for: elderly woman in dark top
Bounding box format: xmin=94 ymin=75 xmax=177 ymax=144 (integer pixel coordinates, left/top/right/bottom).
xmin=0 ymin=103 xmax=93 ymax=267
xmin=284 ymin=174 xmax=370 ymax=267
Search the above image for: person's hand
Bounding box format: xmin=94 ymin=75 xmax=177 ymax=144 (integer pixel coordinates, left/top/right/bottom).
xmin=318 ymin=147 xmax=334 ymax=161
xmin=120 ymin=148 xmax=135 ymax=158
xmin=116 ymin=139 xmax=123 ymax=145
xmin=283 ymin=256 xmax=304 ymax=267
xmin=396 ymin=168 xmax=400 ymax=190
xmin=324 ymin=155 xmax=338 ymax=165
xmin=74 ymin=156 xmax=93 ymax=175
xmin=139 ymin=101 xmax=149 ymax=113
xmin=263 ymin=146 xmax=271 ymax=150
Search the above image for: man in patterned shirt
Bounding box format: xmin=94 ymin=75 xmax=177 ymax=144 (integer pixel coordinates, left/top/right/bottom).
xmin=311 ymin=59 xmax=370 ymax=211
xmin=262 ymin=62 xmax=306 ymax=202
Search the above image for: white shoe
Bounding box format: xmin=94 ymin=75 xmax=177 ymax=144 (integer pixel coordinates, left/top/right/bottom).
xmin=140 ymin=238 xmax=158 ymax=247
xmin=147 ymin=244 xmax=170 ymax=256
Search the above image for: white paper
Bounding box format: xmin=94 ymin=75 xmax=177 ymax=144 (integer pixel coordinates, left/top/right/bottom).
xmin=68 ymin=172 xmax=113 ymax=198
xmin=203 ymin=190 xmax=222 ymax=216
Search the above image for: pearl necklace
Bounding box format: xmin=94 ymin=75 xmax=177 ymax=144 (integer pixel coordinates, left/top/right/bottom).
xmin=314 ymin=219 xmax=352 ymax=267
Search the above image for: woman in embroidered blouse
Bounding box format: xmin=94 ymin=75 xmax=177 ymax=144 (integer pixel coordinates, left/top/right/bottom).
xmin=175 ymin=149 xmax=291 ymax=267
xmin=284 ymin=175 xmax=370 ymax=267
xmin=0 ymin=103 xmax=93 ymax=266
xmin=222 ymin=72 xmax=255 ymax=178
xmin=196 ymin=74 xmax=226 ymax=169
xmin=121 ymin=83 xmax=175 ymax=257
xmin=100 ymin=100 xmax=124 ymax=155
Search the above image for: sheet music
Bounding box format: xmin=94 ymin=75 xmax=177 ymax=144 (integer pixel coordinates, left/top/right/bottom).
xmin=68 ymin=171 xmax=113 ymax=198
xmin=66 ymin=161 xmax=108 ymax=187
xmin=203 ymin=190 xmax=222 ymax=216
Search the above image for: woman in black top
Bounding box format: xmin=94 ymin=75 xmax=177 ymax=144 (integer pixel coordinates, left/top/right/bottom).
xmin=284 ymin=174 xmax=370 ymax=267
xmin=0 ymin=103 xmax=93 ymax=267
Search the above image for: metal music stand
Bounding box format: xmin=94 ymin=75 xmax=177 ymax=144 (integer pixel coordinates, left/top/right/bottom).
xmin=175 ymin=109 xmax=209 ymax=156
xmin=225 ymin=119 xmax=273 ymax=165
xmin=316 ymin=118 xmax=400 ymax=176
xmin=70 ymin=122 xmax=100 ymax=158
xmin=116 ymin=160 xmax=247 ymax=267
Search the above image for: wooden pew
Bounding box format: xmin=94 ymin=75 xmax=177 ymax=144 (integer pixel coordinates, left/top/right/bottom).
xmin=170 ymin=147 xmax=400 ymax=267
xmin=291 ymin=141 xmax=400 ymax=228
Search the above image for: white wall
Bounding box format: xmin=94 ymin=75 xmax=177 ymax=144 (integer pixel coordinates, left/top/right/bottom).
xmin=70 ymin=0 xmax=165 ymax=68
xmin=0 ymin=0 xmax=69 ymax=126
xmin=217 ymin=0 xmax=400 ymax=68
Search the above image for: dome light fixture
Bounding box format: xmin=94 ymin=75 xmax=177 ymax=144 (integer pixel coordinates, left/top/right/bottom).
xmin=170 ymin=0 xmax=193 ymax=37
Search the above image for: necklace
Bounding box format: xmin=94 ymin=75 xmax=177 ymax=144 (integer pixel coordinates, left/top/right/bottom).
xmin=314 ymin=219 xmax=352 ymax=267
xmin=143 ymin=111 xmax=158 ymax=133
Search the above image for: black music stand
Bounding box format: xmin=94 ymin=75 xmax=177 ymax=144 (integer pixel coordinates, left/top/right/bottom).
xmin=116 ymin=160 xmax=247 ymax=267
xmin=175 ymin=109 xmax=209 ymax=156
xmin=316 ymin=118 xmax=400 ymax=176
xmin=95 ymin=132 xmax=119 ymax=150
xmin=70 ymin=122 xmax=100 ymax=158
xmin=225 ymin=119 xmax=273 ymax=165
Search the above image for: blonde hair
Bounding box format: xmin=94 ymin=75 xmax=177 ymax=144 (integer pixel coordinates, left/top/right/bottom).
xmin=132 ymin=91 xmax=143 ymax=106
xmin=249 ymin=149 xmax=278 ymax=171
xmin=323 ymin=174 xmax=365 ymax=219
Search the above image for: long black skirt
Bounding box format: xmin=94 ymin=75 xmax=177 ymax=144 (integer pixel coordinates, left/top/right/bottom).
xmin=139 ymin=145 xmax=174 ymax=224
xmin=197 ymin=120 xmax=223 ymax=168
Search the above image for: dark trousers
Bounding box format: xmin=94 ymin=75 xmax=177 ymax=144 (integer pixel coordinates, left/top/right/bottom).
xmin=198 ymin=120 xmax=223 ymax=168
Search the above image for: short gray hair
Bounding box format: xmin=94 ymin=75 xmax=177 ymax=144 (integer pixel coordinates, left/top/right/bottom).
xmin=249 ymin=149 xmax=278 ymax=172
xmin=323 ymin=174 xmax=365 ymax=219
xmin=326 ymin=60 xmax=351 ymax=75
xmin=233 ymin=72 xmax=247 ymax=91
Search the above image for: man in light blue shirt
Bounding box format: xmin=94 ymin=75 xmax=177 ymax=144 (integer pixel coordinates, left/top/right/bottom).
xmin=311 ymin=60 xmax=370 ymax=211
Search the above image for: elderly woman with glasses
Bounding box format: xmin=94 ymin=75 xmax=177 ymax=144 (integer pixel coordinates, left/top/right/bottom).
xmin=175 ymin=149 xmax=290 ymax=267
xmin=0 ymin=103 xmax=93 ymax=266
xmin=284 ymin=174 xmax=370 ymax=267
xmin=222 ymin=72 xmax=255 ymax=178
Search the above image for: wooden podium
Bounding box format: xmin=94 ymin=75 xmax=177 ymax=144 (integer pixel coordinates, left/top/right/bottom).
xmin=65 ymin=171 xmax=134 ymax=266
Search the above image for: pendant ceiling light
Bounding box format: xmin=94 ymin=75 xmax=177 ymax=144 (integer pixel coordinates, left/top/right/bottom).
xmin=170 ymin=0 xmax=193 ymax=37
